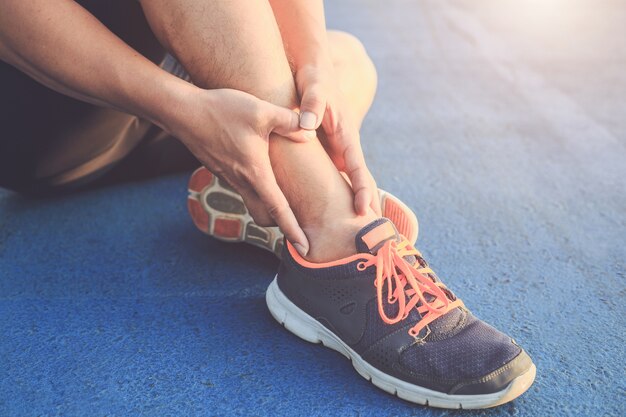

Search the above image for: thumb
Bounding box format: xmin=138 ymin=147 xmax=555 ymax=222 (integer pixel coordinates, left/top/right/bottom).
xmin=265 ymin=103 xmax=315 ymax=142
xmin=299 ymin=84 xmax=326 ymax=130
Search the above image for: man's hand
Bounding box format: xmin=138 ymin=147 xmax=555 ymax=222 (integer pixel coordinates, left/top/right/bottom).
xmin=297 ymin=64 xmax=381 ymax=217
xmin=168 ymin=87 xmax=312 ymax=255
xmin=268 ymin=0 xmax=380 ymax=217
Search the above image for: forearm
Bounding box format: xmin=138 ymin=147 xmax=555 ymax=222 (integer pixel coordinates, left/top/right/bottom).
xmin=0 ymin=0 xmax=193 ymax=131
xmin=269 ymin=0 xmax=331 ymax=69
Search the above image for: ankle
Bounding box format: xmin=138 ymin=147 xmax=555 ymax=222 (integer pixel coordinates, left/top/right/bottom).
xmin=302 ymin=213 xmax=377 ymax=263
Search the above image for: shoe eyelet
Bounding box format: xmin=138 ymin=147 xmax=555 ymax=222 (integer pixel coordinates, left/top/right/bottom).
xmin=357 ymin=261 xmax=367 ymax=271
xmin=409 ymin=326 xmax=431 ymax=343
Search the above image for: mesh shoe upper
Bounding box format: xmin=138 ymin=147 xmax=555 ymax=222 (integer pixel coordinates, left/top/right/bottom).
xmin=399 ymin=313 xmax=521 ymax=381
xmin=276 ymin=218 xmax=530 ymax=394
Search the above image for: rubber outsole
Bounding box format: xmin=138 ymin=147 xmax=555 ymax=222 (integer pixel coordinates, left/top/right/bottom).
xmin=187 ymin=167 xmax=283 ymax=256
xmin=187 ymin=167 xmax=419 ymax=257
xmin=265 ymin=277 xmax=536 ymax=409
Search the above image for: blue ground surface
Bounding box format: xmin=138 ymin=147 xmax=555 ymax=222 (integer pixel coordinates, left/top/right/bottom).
xmin=1 ymin=0 xmax=625 ymax=416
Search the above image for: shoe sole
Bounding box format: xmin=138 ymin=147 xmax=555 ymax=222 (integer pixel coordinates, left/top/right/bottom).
xmin=187 ymin=167 xmax=419 ymax=257
xmin=266 ymin=277 xmax=536 ymax=409
xmin=187 ymin=168 xmax=284 ymax=255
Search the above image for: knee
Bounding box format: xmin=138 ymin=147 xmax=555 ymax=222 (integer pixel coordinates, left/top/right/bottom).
xmin=329 ymin=31 xmax=368 ymax=61
xmin=328 ymin=31 xmax=377 ymax=90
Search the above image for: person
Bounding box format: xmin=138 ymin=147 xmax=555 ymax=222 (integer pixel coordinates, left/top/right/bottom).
xmin=0 ymin=0 xmax=535 ymax=408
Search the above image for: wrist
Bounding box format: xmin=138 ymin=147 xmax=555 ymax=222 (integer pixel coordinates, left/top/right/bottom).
xmin=143 ymin=75 xmax=204 ymax=137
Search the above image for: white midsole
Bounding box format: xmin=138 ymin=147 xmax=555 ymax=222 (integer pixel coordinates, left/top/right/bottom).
xmin=265 ymin=276 xmax=535 ymax=409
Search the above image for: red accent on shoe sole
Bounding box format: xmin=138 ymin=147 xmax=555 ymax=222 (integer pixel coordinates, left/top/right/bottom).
xmin=383 ymin=197 xmax=413 ymax=239
xmin=188 ymin=198 xmax=210 ymax=232
xmin=188 ymin=167 xmax=213 ymax=192
xmin=214 ymin=218 xmax=242 ymax=239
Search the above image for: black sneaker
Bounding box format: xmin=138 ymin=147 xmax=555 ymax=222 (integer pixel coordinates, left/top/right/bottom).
xmin=266 ymin=218 xmax=536 ymax=409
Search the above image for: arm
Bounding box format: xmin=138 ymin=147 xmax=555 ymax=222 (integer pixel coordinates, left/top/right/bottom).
xmin=268 ymin=0 xmax=331 ymax=74
xmin=0 ymin=0 xmax=189 ymax=128
xmin=0 ymin=0 xmax=311 ymax=252
xmin=269 ymin=0 xmax=331 ymax=122
xmin=269 ymin=0 xmax=381 ymax=216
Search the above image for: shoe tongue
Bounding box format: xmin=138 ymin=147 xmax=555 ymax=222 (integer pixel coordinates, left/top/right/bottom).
xmin=355 ymin=218 xmax=400 ymax=254
xmin=356 ymin=219 xmax=458 ymax=336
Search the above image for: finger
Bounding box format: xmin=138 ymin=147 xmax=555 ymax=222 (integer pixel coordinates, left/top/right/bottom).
xmin=253 ymin=167 xmax=309 ymax=256
xmin=239 ymin=188 xmax=276 ymax=227
xmin=223 ymin=177 xmax=275 ymax=226
xmin=264 ymin=103 xmax=315 ymax=142
xmin=299 ymin=84 xmax=326 ymax=130
xmin=343 ymin=144 xmax=374 ymax=216
xmin=339 ymin=169 xmax=380 ymax=216
xmin=369 ymin=175 xmax=382 ymax=217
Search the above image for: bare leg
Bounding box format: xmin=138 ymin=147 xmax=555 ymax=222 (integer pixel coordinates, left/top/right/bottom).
xmin=139 ymin=0 xmax=377 ymax=262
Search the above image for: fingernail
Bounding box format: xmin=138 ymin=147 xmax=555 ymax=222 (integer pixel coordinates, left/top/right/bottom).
xmin=300 ymin=112 xmax=317 ymax=130
xmin=293 ymin=242 xmax=309 ymax=257
xmin=304 ymin=130 xmax=316 ymax=140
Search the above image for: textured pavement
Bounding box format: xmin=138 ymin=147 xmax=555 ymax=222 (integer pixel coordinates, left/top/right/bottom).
xmin=1 ymin=0 xmax=625 ymax=416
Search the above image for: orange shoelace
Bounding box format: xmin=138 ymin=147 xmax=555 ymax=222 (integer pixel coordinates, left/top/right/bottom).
xmin=358 ymin=239 xmax=463 ymax=339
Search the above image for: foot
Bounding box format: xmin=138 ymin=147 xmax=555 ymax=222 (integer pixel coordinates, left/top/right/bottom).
xmin=266 ymin=218 xmax=536 ymax=409
xmin=187 ymin=166 xmax=418 ymax=258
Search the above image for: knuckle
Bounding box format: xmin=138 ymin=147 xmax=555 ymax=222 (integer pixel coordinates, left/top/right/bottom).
xmin=304 ymin=93 xmax=325 ymax=109
xmin=347 ymin=164 xmax=364 ymax=175
xmin=245 ymin=163 xmax=264 ymax=181
xmin=353 ymin=181 xmax=370 ymax=193
xmin=348 ymin=168 xmax=369 ymax=189
xmin=232 ymin=167 xmax=254 ymax=187
xmin=335 ymin=122 xmax=359 ymax=141
xmin=231 ymin=163 xmax=247 ymax=180
xmin=249 ymin=209 xmax=273 ymax=227
xmin=334 ymin=122 xmax=348 ymax=137
xmin=266 ymin=202 xmax=290 ymax=220
xmin=249 ymin=102 xmax=266 ymax=124
xmin=210 ymin=165 xmax=226 ymax=178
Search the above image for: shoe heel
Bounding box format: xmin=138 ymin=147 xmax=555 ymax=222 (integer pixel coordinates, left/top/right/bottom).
xmin=380 ymin=191 xmax=419 ymax=244
xmin=266 ymin=277 xmax=321 ymax=344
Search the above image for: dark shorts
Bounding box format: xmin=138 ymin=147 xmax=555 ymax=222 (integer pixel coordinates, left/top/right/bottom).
xmin=0 ymin=0 xmax=196 ymax=194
